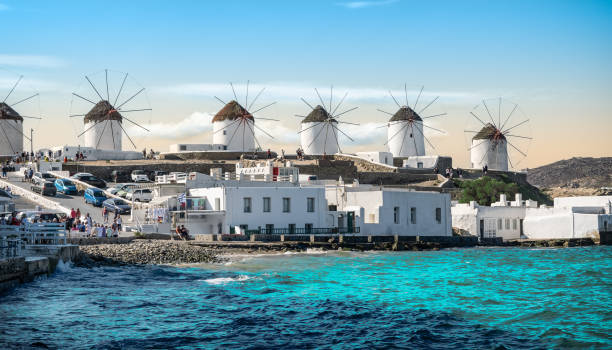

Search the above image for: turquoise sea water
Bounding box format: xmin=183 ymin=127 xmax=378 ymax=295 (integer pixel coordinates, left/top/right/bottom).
xmin=0 ymin=246 xmax=611 ymax=349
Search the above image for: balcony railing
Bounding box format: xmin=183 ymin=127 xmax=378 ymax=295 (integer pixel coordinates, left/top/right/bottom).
xmin=243 ymin=226 xmax=360 ymax=235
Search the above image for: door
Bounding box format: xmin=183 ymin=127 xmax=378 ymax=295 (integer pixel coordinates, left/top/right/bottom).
xmin=479 ymin=219 xmax=484 ymax=239
xmin=347 ymin=212 xmax=355 ymax=233
xmin=520 ymin=219 xmax=524 ymax=236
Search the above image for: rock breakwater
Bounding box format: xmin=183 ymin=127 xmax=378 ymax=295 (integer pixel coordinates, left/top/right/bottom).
xmin=77 ymin=240 xmax=223 ymax=266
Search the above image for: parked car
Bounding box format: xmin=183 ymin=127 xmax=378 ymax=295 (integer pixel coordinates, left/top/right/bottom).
xmin=131 ymin=170 xmax=149 ymax=182
xmin=71 ymin=173 xmax=107 ymax=189
xmin=17 ymin=210 xmax=66 ymax=223
xmin=110 ymin=170 xmax=130 ymax=183
xmin=126 ymin=188 xmax=153 ymax=202
xmin=0 ymin=189 xmax=12 ymax=198
xmin=31 ymin=180 xmax=57 ymax=196
xmin=108 ymin=183 xmax=127 ymax=195
xmin=32 ymin=172 xmax=55 ymax=183
xmin=84 ymin=188 xmax=107 ymax=206
xmin=102 ymin=198 xmax=131 ymax=214
xmin=54 ymin=179 xmax=78 ymax=195
xmin=148 ymin=170 xmax=168 ymax=180
xmin=116 ymin=184 xmax=138 ymax=198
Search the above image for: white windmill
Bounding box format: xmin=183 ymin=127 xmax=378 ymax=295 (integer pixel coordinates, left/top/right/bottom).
xmin=377 ymin=85 xmax=446 ymax=158
xmin=0 ymin=73 xmax=41 ymax=158
xmin=465 ymin=98 xmax=532 ymax=171
xmin=212 ymin=81 xmax=278 ymax=152
xmin=70 ymin=69 xmax=151 ymax=151
xmin=296 ymin=87 xmax=359 ymax=156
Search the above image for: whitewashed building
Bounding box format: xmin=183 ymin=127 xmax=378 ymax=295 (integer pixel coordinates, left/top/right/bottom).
xmin=452 ymin=194 xmax=537 ymax=240
xmin=452 ymin=194 xmax=612 ymax=240
xmin=523 ymin=196 xmax=612 ymax=240
xmin=355 ymin=152 xmax=394 ymax=166
xmin=168 ymin=144 xmax=226 ymax=153
xmin=48 ymin=145 xmax=143 ymax=161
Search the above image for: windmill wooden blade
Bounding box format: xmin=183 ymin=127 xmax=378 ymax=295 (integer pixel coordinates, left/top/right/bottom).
xmin=114 ymin=72 xmax=128 ymax=106
xmin=481 ymin=99 xmax=497 ymax=127
xmin=254 ymin=116 xmax=279 ymax=121
xmin=337 ymin=121 xmax=360 ymax=126
xmin=245 ymin=80 xmax=250 ymax=109
xmin=333 ymin=124 xmax=355 ymax=142
xmin=10 ymin=93 xmax=39 ymax=108
xmin=95 ymin=120 xmax=110 ymax=149
xmin=85 ymin=75 xmax=104 ymax=101
xmin=467 ymin=139 xmax=488 ymax=151
xmin=110 ymin=120 xmax=116 ymax=150
xmin=117 ymin=108 xmax=152 ymax=113
xmin=470 ymin=111 xmax=489 ymax=127
xmin=248 ymin=87 xmax=266 ymax=110
xmin=384 ymin=123 xmax=409 ymax=145
xmin=230 ymin=82 xmax=238 ymax=101
xmin=500 ymin=103 xmax=518 ymax=130
xmin=419 ymin=96 xmax=439 ymax=115
xmin=297 ymin=121 xmax=323 ymax=134
xmin=300 ymin=98 xmax=315 ymax=110
xmin=250 ymin=101 xmax=276 ymax=115
xmin=3 ymin=75 xmax=23 ymax=103
xmin=213 ymin=119 xmax=239 ymax=134
xmin=413 ymin=86 xmax=424 ymax=111
xmin=122 ymin=115 xmax=150 ymax=132
xmin=503 ymin=119 xmax=529 ymax=134
xmin=307 ymin=122 xmax=327 ymax=149
xmin=245 ymin=121 xmax=264 ymax=151
xmin=404 ymin=83 xmax=409 ymax=107
xmin=0 ymin=127 xmax=15 ymax=153
xmin=421 ymin=123 xmax=445 ymax=134
xmin=226 ymin=119 xmax=244 ymax=146
xmin=3 ymin=120 xmax=31 ymax=141
xmin=333 ymin=106 xmax=358 ymax=119
xmin=117 ymin=120 xmax=137 ymax=149
xmin=315 ymin=88 xmax=327 ymax=111
xmin=77 ymin=121 xmax=101 ymax=137
xmin=105 ymin=69 xmax=110 ymax=101
xmin=413 ymin=122 xmax=437 ymax=152
xmin=505 ymin=134 xmax=532 ymax=140
xmin=388 ymin=90 xmax=402 ymax=108
xmin=331 ymin=92 xmax=348 ymax=116
xmin=377 ymin=108 xmax=393 ymax=116
xmin=72 ymin=93 xmax=97 ymax=105
xmin=506 ymin=139 xmax=527 ymax=157
xmin=214 ymin=96 xmax=227 ymax=105
xmin=422 ymin=113 xmax=447 ymax=119
xmin=116 ymin=88 xmax=145 ymax=109
xmin=331 ymin=123 xmax=342 ymax=153
xmin=252 ymin=121 xmax=275 ymax=139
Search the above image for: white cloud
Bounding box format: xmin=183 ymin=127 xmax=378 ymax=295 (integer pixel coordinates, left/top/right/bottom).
xmin=157 ymin=82 xmax=474 ymax=104
xmin=126 ymin=111 xmax=213 ymax=139
xmin=337 ymin=0 xmax=398 ymax=9
xmin=0 ymin=54 xmax=64 ymax=68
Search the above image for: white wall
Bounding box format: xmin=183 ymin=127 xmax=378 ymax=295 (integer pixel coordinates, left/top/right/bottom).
xmin=212 ymin=119 xmax=255 ymax=152
xmin=403 ymin=155 xmax=440 ymax=169
xmin=168 ymin=144 xmax=226 ymax=152
xmin=387 ymin=121 xmax=424 ymax=157
xmin=451 ymin=201 xmax=526 ymax=240
xmin=356 ymin=152 xmax=394 ymax=166
xmin=329 ymin=187 xmax=451 ymax=236
xmin=524 ymin=206 xmax=612 ymax=239
xmin=300 ymin=122 xmax=339 ymax=155
xmin=83 ymin=120 xmax=122 ymax=151
xmin=554 ymin=196 xmax=612 ymax=212
xmin=50 ymin=145 xmax=143 ymax=160
xmin=0 ymin=119 xmax=23 ymax=156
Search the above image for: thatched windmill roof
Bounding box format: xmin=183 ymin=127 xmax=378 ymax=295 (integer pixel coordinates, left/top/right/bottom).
xmin=302 ymin=105 xmax=337 ymax=123
xmin=84 ymin=100 xmax=122 ymax=123
xmin=390 ymin=106 xmax=422 ymax=122
xmin=212 ymin=100 xmax=253 ymax=122
xmin=473 ymin=123 xmax=506 ymax=141
xmin=0 ymin=102 xmax=23 ymax=121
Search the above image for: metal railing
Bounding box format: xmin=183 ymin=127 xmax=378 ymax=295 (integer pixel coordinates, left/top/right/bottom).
xmin=0 ymin=225 xmax=22 ymax=258
xmin=244 ymin=226 xmax=360 ymax=235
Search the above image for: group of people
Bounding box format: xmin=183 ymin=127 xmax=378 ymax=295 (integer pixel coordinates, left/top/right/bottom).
xmin=142 ymin=148 xmax=156 ymax=160
xmin=175 ymin=225 xmax=191 ymax=240
xmin=433 ymin=166 xmax=463 ymax=179
xmin=68 ymin=208 xmax=122 ymax=238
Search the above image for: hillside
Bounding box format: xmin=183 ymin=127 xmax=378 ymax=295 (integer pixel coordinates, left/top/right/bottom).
xmin=527 ymin=157 xmax=612 ymax=188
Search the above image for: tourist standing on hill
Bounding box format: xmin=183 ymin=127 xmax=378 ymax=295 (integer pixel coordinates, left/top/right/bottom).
xmin=267 ymin=149 xmax=271 ymax=159
xmin=102 ymin=207 xmax=108 ymax=223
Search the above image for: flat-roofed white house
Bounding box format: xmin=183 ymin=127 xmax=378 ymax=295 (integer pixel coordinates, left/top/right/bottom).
xmin=451 ymin=193 xmax=537 ymax=240
xmin=523 ymin=196 xmax=612 ymax=240
xmin=325 ymin=184 xmax=452 ymax=236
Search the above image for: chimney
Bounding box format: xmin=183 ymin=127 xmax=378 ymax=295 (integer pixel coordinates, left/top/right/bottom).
xmin=515 ymin=193 xmax=522 ymax=205
xmin=500 ymin=194 xmax=507 ymax=205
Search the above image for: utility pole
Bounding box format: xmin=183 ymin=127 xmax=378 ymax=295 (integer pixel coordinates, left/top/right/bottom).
xmin=30 ymin=128 xmax=33 ymax=161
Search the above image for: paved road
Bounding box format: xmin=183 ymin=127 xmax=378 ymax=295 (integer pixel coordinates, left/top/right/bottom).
xmin=5 ymin=177 xmax=128 ymax=225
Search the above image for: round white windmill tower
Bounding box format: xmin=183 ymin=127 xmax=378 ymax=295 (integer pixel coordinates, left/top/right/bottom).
xmin=0 ymin=103 xmax=24 ymax=156
xmin=83 ymin=101 xmax=123 ymax=151
xmin=297 ymin=87 xmax=359 ymax=156
xmin=212 ymin=100 xmax=256 ymax=152
xmin=386 ymin=106 xmax=425 ymax=157
xmin=71 ymin=69 xmax=151 ymax=151
xmin=300 ymin=105 xmax=339 ymax=155
xmin=465 ymin=98 xmax=532 ymax=171
xmin=470 ymin=123 xmax=508 ymax=171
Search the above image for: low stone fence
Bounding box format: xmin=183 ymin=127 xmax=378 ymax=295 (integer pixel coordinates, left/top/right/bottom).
xmin=66 ymin=237 xmax=136 ymax=245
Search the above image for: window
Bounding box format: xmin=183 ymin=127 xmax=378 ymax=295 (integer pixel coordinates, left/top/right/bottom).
xmin=283 ymin=197 xmax=291 ymax=213
xmin=243 ymin=197 xmax=252 ymax=213
xmin=328 ymin=205 xmax=337 ymax=211
xmin=179 ymin=145 xmax=187 ymax=151
xmin=513 ymin=219 xmax=517 ymax=230
xmin=239 ymin=224 xmax=248 ymax=230
xmin=498 ymin=219 xmax=502 ymax=230
xmin=435 ymin=208 xmax=442 ymax=224
xmin=410 ymin=207 xmax=416 ymax=224
xmin=263 ymin=197 xmax=271 ymax=212
xmin=288 ymin=223 xmax=296 ymax=234
xmin=215 ymin=198 xmax=221 ymax=211
xmin=223 ymin=130 xmax=227 ymax=135
xmin=305 ymin=223 xmax=313 ymax=233
xmin=505 ymin=219 xmax=510 ymax=230
xmin=393 ymin=207 xmax=400 ymax=224
xmin=265 ymin=224 xmax=274 ymax=234
xmin=307 ymin=197 xmax=315 ymax=212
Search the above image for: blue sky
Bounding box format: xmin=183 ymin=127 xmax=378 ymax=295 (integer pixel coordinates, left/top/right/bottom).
xmin=1 ymin=0 xmax=611 ymax=167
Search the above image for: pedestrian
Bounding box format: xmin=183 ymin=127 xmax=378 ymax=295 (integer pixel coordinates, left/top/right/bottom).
xmin=76 ymin=208 xmax=81 ymax=220
xmin=267 ymin=149 xmax=271 ymax=159
xmin=102 ymin=206 xmax=108 ymax=223
xmin=117 ymin=216 xmax=122 ymax=232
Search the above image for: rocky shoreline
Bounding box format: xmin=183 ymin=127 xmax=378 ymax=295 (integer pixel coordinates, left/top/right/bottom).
xmin=75 ymin=240 xmax=225 ymax=267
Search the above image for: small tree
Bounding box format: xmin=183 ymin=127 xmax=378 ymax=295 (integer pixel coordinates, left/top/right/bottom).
xmin=459 ymin=176 xmax=518 ymax=206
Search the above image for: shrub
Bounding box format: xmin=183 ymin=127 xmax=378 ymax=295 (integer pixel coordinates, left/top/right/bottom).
xmin=459 ymin=176 xmax=518 ymax=206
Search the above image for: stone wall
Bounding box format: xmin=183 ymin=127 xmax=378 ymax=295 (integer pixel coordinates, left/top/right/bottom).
xmin=160 ymin=151 xmax=277 ymax=161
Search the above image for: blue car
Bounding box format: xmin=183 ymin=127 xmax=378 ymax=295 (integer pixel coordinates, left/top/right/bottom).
xmin=84 ymin=188 xmax=107 ymax=206
xmin=54 ymin=179 xmax=77 ymax=195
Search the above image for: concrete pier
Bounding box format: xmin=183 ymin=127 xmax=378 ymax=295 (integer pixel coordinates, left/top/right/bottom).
xmin=0 ymin=245 xmax=80 ymax=294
